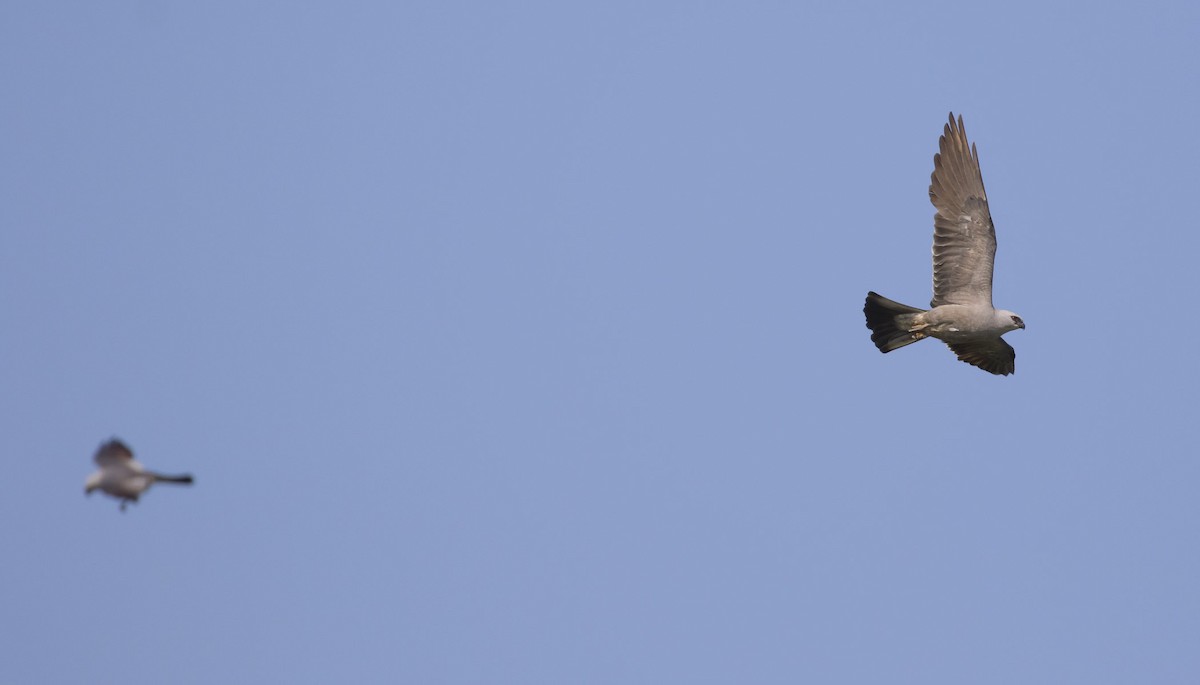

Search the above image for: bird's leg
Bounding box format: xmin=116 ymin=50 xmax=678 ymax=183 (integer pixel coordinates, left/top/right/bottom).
xmin=120 ymin=500 xmax=128 ymax=513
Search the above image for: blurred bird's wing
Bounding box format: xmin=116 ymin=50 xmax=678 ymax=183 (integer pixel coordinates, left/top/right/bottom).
xmin=94 ymin=439 xmax=135 ymax=467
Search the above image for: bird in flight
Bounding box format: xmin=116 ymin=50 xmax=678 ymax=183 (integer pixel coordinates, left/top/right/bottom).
xmin=864 ymin=113 xmax=1024 ymax=375
xmin=84 ymin=439 xmax=194 ymax=511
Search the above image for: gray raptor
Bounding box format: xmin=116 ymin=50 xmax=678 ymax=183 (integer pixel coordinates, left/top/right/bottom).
xmin=864 ymin=113 xmax=1024 ymax=375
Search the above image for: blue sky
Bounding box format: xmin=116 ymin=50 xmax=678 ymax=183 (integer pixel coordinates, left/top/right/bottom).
xmin=4 ymin=1 xmax=1200 ymax=683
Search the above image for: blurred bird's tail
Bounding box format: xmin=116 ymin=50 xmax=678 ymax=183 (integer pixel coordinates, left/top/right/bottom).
xmin=864 ymin=292 xmax=926 ymax=352
xmin=152 ymin=473 xmax=194 ymax=485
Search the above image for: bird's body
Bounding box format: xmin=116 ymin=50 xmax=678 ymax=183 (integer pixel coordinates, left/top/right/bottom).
xmin=85 ymin=439 xmax=193 ymax=511
xmin=864 ymin=113 xmax=1024 ymax=375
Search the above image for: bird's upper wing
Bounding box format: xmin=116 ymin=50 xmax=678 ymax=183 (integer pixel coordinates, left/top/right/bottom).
xmin=929 ymin=113 xmax=996 ymax=308
xmin=94 ymin=439 xmax=134 ymax=467
xmin=946 ymin=338 xmax=1015 ymax=376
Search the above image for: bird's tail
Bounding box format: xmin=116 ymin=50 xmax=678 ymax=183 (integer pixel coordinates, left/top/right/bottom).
xmin=864 ymin=291 xmax=926 ymax=352
xmin=152 ymin=473 xmax=194 ymax=485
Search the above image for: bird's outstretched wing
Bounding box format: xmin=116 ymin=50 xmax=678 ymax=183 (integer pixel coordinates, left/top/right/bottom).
xmin=946 ymin=339 xmax=1015 ymax=376
xmin=930 ymin=113 xmax=995 ymax=308
xmin=94 ymin=439 xmax=134 ymax=467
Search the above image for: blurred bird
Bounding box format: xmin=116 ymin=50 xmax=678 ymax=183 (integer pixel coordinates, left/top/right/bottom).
xmin=84 ymin=439 xmax=194 ymax=511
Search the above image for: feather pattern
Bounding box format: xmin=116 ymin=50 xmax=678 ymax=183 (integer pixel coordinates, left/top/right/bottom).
xmin=929 ymin=113 xmax=995 ymax=308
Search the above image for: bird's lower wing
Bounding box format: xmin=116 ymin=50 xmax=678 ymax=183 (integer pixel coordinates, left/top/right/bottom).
xmin=946 ymin=338 xmax=1015 ymax=376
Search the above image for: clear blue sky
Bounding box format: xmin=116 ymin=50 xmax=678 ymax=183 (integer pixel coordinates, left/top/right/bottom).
xmin=4 ymin=2 xmax=1199 ymax=683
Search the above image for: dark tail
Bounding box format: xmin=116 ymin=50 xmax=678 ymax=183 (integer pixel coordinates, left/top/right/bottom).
xmin=864 ymin=292 xmax=926 ymax=352
xmin=152 ymin=473 xmax=194 ymax=485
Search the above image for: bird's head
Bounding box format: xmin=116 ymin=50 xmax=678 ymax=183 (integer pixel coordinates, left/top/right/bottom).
xmin=84 ymin=472 xmax=101 ymax=496
xmin=998 ymin=311 xmax=1025 ymax=331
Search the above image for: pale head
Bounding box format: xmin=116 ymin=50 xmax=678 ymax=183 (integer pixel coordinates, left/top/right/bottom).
xmin=995 ymin=310 xmax=1025 ymax=332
